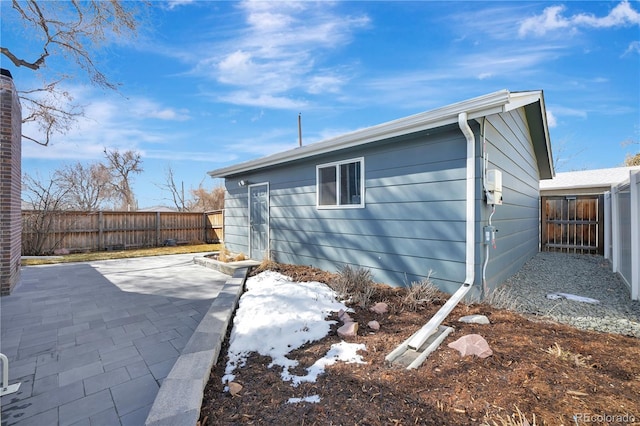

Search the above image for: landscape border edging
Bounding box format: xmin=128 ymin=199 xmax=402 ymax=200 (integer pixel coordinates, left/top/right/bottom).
xmin=144 ymin=265 xmax=250 ymax=426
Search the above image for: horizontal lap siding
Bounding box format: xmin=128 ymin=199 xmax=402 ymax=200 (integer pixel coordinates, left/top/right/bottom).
xmin=224 ymin=125 xmax=469 ymax=289
xmin=223 ymin=188 xmax=249 ymax=254
xmin=482 ymin=110 xmax=541 ymax=291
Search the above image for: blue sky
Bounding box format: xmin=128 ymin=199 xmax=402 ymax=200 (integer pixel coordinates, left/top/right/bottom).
xmin=3 ymin=1 xmax=639 ymax=208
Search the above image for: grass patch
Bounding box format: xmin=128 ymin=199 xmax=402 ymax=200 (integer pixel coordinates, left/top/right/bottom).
xmin=484 ymin=286 xmax=522 ymax=311
xmin=483 ymin=405 xmax=537 ymax=426
xmin=21 ymin=243 xmax=222 ymax=266
xmin=543 ymin=342 xmax=593 ymax=368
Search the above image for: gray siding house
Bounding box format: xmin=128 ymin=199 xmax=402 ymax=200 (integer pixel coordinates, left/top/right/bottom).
xmin=209 ymin=90 xmax=554 ymax=298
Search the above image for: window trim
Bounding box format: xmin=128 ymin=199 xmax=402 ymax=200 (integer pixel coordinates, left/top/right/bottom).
xmin=316 ymin=157 xmax=365 ymax=209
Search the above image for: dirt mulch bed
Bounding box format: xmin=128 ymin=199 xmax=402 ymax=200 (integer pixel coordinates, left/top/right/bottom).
xmin=199 ymin=264 xmax=640 ymax=425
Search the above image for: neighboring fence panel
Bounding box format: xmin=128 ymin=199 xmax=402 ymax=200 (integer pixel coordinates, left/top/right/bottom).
xmin=22 ymin=210 xmax=223 ymax=254
xmin=541 ymin=195 xmax=604 ymax=254
xmin=609 ymin=171 xmax=639 ymax=300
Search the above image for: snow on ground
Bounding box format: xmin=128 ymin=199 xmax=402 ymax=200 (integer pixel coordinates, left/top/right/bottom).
xmin=222 ymin=270 xmax=367 ymax=395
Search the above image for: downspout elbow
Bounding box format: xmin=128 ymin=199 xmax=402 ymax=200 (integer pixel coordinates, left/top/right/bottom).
xmin=458 ymin=112 xmax=475 ymax=286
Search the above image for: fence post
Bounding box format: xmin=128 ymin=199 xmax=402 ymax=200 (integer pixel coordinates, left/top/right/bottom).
xmin=156 ymin=212 xmax=161 ymax=247
xmin=202 ymin=212 xmax=206 ymax=243
xmin=604 ymin=192 xmax=611 ymax=261
xmin=631 ymin=171 xmax=639 ymax=300
xmin=98 ymin=211 xmax=104 ymax=251
xmin=611 ymin=185 xmax=620 ymax=274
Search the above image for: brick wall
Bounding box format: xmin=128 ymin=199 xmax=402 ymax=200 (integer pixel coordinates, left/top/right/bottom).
xmin=0 ymin=69 xmax=22 ymax=296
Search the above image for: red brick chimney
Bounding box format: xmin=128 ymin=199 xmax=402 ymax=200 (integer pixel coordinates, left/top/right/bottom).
xmin=1 ymin=68 xmax=22 ymax=295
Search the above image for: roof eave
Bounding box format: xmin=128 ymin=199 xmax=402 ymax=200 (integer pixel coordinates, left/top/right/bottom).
xmin=209 ymin=89 xmax=553 ymax=178
xmin=521 ymin=91 xmax=555 ymax=180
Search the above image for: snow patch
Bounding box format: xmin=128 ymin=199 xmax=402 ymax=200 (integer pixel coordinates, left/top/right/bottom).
xmin=222 ymin=271 xmax=367 ymax=387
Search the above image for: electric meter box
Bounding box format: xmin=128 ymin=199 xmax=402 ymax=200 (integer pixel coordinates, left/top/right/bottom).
xmin=486 ymin=169 xmax=503 ymax=205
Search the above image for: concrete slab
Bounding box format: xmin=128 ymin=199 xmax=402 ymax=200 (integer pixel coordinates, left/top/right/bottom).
xmin=0 ymin=253 xmax=229 ymax=426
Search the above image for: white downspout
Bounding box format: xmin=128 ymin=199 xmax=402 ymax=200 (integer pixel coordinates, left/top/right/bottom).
xmin=459 ymin=111 xmax=476 ymax=287
xmin=404 ymin=112 xmax=476 ymax=351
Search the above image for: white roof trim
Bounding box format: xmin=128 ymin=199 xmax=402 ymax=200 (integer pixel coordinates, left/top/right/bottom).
xmin=209 ymin=89 xmax=545 ymax=178
xmin=540 ymin=166 xmax=640 ymax=191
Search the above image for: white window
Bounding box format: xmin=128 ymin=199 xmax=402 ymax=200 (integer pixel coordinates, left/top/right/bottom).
xmin=316 ymin=157 xmax=364 ymax=208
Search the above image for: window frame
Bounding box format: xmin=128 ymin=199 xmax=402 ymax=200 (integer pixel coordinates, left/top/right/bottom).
xmin=316 ymin=157 xmax=365 ymax=209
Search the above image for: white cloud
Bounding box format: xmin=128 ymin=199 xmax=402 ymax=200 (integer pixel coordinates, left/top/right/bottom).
xmin=129 ymin=99 xmax=191 ymax=121
xmin=22 ymin=85 xmax=197 ymax=161
xmin=548 ymin=105 xmax=588 ymax=120
xmin=307 ymin=74 xmax=345 ymax=95
xmin=225 ymin=128 xmax=301 ymax=157
xmin=164 ymin=0 xmax=196 ymax=10
xmin=218 ymin=91 xmax=308 ymax=110
xmin=519 ymin=1 xmax=640 ymax=37
xmin=142 ymin=149 xmax=236 ymax=163
xmin=623 ymin=40 xmax=640 ymax=56
xmin=195 ymin=1 xmax=369 ymax=109
xmin=546 ymin=110 xmax=557 ymax=128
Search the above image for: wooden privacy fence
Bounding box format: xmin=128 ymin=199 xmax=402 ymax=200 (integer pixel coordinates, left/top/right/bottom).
xmin=22 ymin=210 xmax=223 ymax=255
xmin=541 ymin=195 xmax=604 ymax=254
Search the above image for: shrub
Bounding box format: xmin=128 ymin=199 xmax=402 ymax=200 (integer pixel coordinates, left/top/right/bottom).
xmin=331 ymin=265 xmax=375 ymax=308
xmin=402 ymin=273 xmax=439 ymax=311
xmin=484 ymin=286 xmax=522 ymax=311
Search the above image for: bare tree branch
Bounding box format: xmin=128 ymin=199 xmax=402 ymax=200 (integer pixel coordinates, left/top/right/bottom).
xmin=103 ymin=148 xmax=143 ymax=211
xmin=54 ymin=162 xmax=113 ymax=210
xmin=158 ymin=165 xmax=187 ymax=211
xmin=1 ymin=0 xmax=146 ymax=145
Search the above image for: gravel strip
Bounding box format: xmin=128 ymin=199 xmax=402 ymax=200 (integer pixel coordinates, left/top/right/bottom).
xmin=492 ymin=252 xmax=640 ymax=338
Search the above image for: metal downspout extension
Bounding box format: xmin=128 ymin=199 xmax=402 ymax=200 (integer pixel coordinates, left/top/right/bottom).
xmin=385 ymin=112 xmax=476 ymax=368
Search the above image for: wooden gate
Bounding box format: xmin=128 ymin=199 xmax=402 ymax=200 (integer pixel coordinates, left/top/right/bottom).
xmin=541 ymin=195 xmax=604 ymax=254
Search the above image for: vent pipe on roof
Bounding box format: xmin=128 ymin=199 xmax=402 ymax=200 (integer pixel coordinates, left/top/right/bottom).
xmin=298 ymin=113 xmax=302 ymax=147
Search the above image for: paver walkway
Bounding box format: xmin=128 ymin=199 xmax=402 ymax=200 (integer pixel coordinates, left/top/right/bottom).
xmin=0 ymin=254 xmax=228 ymax=426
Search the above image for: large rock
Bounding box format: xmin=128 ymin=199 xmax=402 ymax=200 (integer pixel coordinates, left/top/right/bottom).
xmin=448 ymin=334 xmax=493 ymax=358
xmin=369 ymin=302 xmax=388 ymax=314
xmin=337 ymin=321 xmax=359 ymax=338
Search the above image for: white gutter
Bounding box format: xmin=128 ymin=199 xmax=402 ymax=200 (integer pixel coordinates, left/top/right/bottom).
xmin=209 ymin=90 xmax=514 ymax=178
xmin=404 ymin=112 xmax=475 ymax=351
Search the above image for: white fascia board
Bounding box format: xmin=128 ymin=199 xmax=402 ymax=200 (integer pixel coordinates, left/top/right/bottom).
xmin=209 ymin=89 xmax=525 ymax=178
xmin=502 ymin=90 xmax=542 ymax=112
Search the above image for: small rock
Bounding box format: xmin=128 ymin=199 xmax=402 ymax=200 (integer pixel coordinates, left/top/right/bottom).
xmin=337 ymin=321 xmax=359 ymax=338
xmin=367 ymin=320 xmax=380 ymax=331
xmin=369 ymin=302 xmax=388 ymax=314
xmin=338 ymin=309 xmax=353 ymax=323
xmin=228 ymin=382 xmax=243 ymax=396
xmin=458 ymin=314 xmax=490 ymax=325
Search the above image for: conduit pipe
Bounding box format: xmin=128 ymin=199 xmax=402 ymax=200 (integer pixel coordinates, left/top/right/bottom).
xmin=404 ymin=112 xmax=476 ymax=351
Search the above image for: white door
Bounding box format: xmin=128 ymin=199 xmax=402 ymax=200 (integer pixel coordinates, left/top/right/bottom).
xmin=249 ymin=183 xmax=269 ymax=260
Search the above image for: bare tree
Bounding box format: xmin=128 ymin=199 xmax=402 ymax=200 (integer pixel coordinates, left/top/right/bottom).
xmin=1 ymin=0 xmax=145 ymax=145
xmin=22 ymin=172 xmax=71 ymax=255
xmin=189 ymin=184 xmax=225 ymax=212
xmin=159 ymin=165 xmax=187 ymax=211
xmin=103 ymin=148 xmax=143 ymax=211
xmin=54 ymin=161 xmax=113 ymax=210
